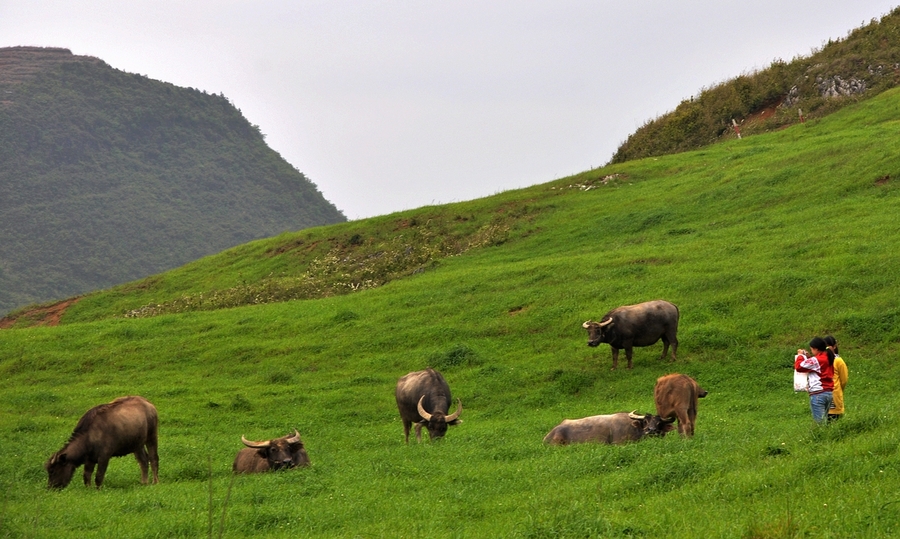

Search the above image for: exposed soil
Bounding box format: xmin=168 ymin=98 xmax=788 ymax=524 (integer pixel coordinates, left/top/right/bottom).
xmin=0 ymin=298 xmax=80 ymax=329
xmin=743 ymin=97 xmax=785 ymax=125
xmin=0 ymin=46 xmax=101 ymax=86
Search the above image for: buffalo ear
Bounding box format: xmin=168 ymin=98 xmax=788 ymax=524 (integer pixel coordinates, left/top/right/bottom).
xmin=662 ymin=423 xmax=676 ymax=433
xmin=448 ymin=418 xmax=462 ymax=425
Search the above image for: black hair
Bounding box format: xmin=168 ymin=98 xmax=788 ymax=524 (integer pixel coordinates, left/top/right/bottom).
xmin=809 ymin=336 xmax=827 ymax=351
xmin=824 ymin=335 xmax=839 ymax=355
xmin=812 ymin=336 xmax=835 ymax=366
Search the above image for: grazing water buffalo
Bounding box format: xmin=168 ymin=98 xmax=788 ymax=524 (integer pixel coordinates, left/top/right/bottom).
xmin=654 ymin=373 xmax=707 ymax=437
xmin=233 ymin=429 xmax=310 ymax=473
xmin=582 ymin=299 xmax=680 ymax=369
xmin=395 ymin=368 xmax=462 ymax=443
xmin=543 ymin=411 xmax=675 ymax=445
xmin=45 ymin=395 xmax=159 ymax=489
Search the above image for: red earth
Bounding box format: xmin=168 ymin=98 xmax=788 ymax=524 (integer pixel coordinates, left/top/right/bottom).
xmin=0 ymin=298 xmax=80 ymax=329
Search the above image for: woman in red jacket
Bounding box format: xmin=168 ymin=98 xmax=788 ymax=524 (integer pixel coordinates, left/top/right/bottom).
xmin=794 ymin=336 xmax=835 ymax=424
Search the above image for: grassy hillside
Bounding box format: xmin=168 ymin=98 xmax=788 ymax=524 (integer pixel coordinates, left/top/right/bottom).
xmin=611 ymin=7 xmax=900 ymax=164
xmin=2 ymin=87 xmax=900 ymax=537
xmin=0 ymin=47 xmax=345 ymax=316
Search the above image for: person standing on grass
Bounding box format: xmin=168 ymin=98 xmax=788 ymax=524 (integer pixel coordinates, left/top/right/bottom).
xmin=795 ymin=336 xmax=835 ymax=424
xmin=824 ymin=335 xmax=848 ymax=421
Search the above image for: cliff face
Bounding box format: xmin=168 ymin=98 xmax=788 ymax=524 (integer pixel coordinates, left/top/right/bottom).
xmin=0 ymin=46 xmax=346 ymax=315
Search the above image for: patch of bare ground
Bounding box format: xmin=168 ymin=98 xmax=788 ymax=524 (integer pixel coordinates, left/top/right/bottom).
xmin=0 ymin=46 xmax=103 ymax=86
xmin=0 ymin=298 xmax=80 ymax=329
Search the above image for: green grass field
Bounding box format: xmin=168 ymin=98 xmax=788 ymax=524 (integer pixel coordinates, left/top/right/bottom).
xmin=2 ymin=88 xmax=900 ymax=538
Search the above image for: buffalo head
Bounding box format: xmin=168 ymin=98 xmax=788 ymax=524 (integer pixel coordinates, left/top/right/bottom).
xmin=416 ymin=395 xmax=462 ymax=440
xmin=241 ymin=429 xmax=309 ymax=470
xmin=45 ymin=451 xmax=77 ymax=489
xmin=583 ymin=319 xmax=613 ymax=347
xmin=627 ymin=411 xmax=676 ymax=437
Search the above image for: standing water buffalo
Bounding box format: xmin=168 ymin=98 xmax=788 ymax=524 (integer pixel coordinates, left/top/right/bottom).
xmin=654 ymin=373 xmax=707 ymax=437
xmin=582 ymin=299 xmax=679 ymax=369
xmin=45 ymin=395 xmax=159 ymax=489
xmin=543 ymin=411 xmax=675 ymax=445
xmin=395 ymin=368 xmax=462 ymax=443
xmin=232 ymin=429 xmax=310 ymax=473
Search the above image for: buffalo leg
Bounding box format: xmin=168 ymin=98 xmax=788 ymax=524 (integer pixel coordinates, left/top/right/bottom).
xmin=610 ymin=348 xmax=619 ymax=370
xmin=625 ymin=348 xmax=633 ymax=370
xmin=134 ymin=448 xmax=150 ymax=484
xmin=83 ymin=461 xmax=95 ymax=486
xmin=414 ymin=422 xmax=425 ymax=442
xmin=148 ymin=444 xmax=159 ymax=484
xmin=676 ymin=411 xmax=693 ymax=438
xmin=660 ymin=339 xmax=670 ymax=361
xmin=94 ymin=459 xmax=110 ymax=488
xmin=402 ymin=420 xmax=412 ymax=444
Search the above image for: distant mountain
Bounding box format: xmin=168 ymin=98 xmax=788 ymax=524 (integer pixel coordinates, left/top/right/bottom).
xmin=0 ymin=46 xmax=346 ymax=315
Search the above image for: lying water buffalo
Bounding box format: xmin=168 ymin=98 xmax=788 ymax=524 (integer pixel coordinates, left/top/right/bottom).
xmin=395 ymin=368 xmax=462 ymax=443
xmin=582 ymin=299 xmax=679 ymax=369
xmin=654 ymin=373 xmax=707 ymax=437
xmin=45 ymin=395 xmax=159 ymax=489
xmin=233 ymin=429 xmax=310 ymax=473
xmin=543 ymin=411 xmax=675 ymax=445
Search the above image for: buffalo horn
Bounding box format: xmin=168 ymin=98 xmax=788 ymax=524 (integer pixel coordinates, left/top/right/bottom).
xmin=628 ymin=410 xmax=645 ymax=420
xmin=417 ymin=395 xmax=433 ymax=421
xmin=599 ymin=318 xmax=613 ymax=327
xmin=241 ymin=436 xmax=272 ymax=449
xmin=582 ymin=321 xmax=592 ymax=328
xmin=285 ymin=429 xmax=302 ymax=445
xmin=446 ymin=398 xmax=462 ymax=422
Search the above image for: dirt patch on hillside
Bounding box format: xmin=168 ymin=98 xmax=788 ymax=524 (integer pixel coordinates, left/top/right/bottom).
xmin=743 ymin=97 xmax=785 ymax=125
xmin=0 ymin=46 xmax=103 ymax=86
xmin=0 ymin=298 xmax=80 ymax=329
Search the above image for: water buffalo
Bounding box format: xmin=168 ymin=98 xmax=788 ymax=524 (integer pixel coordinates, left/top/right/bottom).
xmin=543 ymin=411 xmax=675 ymax=445
xmin=582 ymin=299 xmax=679 ymax=369
xmin=233 ymin=429 xmax=310 ymax=473
xmin=395 ymin=368 xmax=462 ymax=443
xmin=45 ymin=395 xmax=159 ymax=489
xmin=654 ymin=373 xmax=707 ymax=437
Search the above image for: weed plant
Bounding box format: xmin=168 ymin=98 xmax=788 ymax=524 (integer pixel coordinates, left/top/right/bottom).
xmin=3 ymin=88 xmax=900 ymax=537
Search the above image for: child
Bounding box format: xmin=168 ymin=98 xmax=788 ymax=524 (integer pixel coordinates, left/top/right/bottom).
xmin=824 ymin=335 xmax=848 ymax=421
xmin=794 ymin=336 xmax=835 ymax=424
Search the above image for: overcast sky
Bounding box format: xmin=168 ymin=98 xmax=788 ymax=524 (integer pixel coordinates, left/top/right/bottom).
xmin=2 ymin=2 xmax=897 ymax=219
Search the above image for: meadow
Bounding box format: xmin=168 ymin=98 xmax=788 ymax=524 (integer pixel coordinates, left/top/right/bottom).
xmin=2 ymin=88 xmax=900 ymax=538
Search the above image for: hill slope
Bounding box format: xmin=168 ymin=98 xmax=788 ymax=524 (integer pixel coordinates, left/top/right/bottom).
xmin=611 ymin=7 xmax=900 ymax=163
xmin=0 ymin=47 xmax=346 ymax=316
xmin=1 ymin=87 xmax=899 ymax=537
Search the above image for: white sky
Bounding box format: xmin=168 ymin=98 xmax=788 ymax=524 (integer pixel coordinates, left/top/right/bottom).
xmin=2 ymin=1 xmax=897 ymax=219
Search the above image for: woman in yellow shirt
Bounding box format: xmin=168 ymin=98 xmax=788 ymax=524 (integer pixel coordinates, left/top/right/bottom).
xmin=825 ymin=335 xmax=849 ymax=421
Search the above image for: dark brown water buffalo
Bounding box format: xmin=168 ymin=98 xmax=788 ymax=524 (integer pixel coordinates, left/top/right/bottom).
xmin=543 ymin=411 xmax=675 ymax=445
xmin=232 ymin=429 xmax=310 ymax=473
xmin=582 ymin=299 xmax=679 ymax=369
xmin=654 ymin=373 xmax=707 ymax=437
xmin=395 ymin=368 xmax=462 ymax=443
xmin=45 ymin=395 xmax=159 ymax=489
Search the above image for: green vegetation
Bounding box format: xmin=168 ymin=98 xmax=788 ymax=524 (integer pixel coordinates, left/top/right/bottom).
xmin=2 ymin=81 xmax=900 ymax=537
xmin=0 ymin=47 xmax=345 ymax=316
xmin=612 ymin=7 xmax=900 ymax=164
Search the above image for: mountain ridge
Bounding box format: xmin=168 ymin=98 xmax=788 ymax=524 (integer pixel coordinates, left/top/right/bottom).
xmin=0 ymin=46 xmax=346 ymax=315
